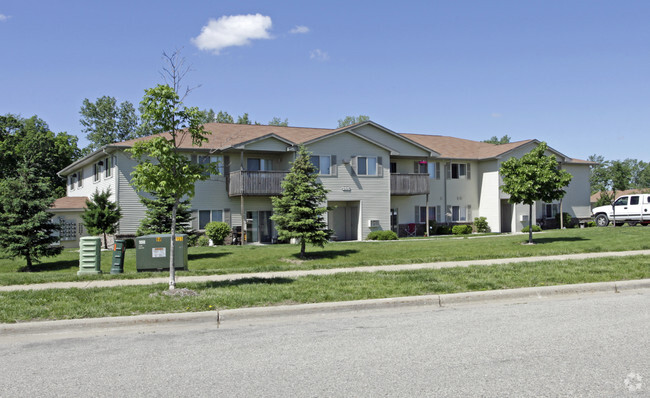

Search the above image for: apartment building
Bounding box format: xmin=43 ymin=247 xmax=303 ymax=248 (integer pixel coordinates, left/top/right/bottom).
xmin=52 ymin=121 xmax=593 ymax=247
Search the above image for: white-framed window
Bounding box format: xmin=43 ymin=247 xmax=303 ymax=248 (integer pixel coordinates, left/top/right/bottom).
xmin=247 ymin=158 xmax=273 ymax=171
xmin=416 ymin=206 xmax=440 ymax=223
xmin=93 ymin=162 xmax=102 ymax=182
xmin=428 ymin=162 xmax=440 ymax=180
xmin=78 ymin=169 xmax=83 ymax=187
xmin=104 ymin=157 xmax=113 ymax=178
xmin=69 ymin=174 xmax=77 ymax=190
xmin=448 ymin=163 xmax=471 ymax=180
xmin=390 ymin=162 xmax=397 ymax=174
xmin=544 ymin=203 xmax=558 ymax=219
xmin=451 ymin=205 xmax=471 ymax=222
xmin=198 ymin=155 xmax=224 ymax=176
xmin=197 ymin=209 xmax=224 ymax=230
xmin=310 ymin=155 xmax=334 ymax=175
xmin=415 ymin=161 xmax=427 ymax=174
xmin=357 ymin=156 xmax=378 ymax=176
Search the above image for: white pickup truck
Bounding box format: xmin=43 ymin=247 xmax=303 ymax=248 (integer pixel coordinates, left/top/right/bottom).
xmin=592 ymin=194 xmax=650 ymax=227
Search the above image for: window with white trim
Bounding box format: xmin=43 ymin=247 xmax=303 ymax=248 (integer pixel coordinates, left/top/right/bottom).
xmin=417 ymin=206 xmax=440 ymax=223
xmin=544 ymin=203 xmax=558 ymax=219
xmin=448 ymin=163 xmax=471 ymax=180
xmin=93 ymin=162 xmax=102 ymax=182
xmin=247 ymin=158 xmax=273 ymax=171
xmin=78 ymin=169 xmax=83 ymax=187
xmin=104 ymin=157 xmax=112 ymax=178
xmin=197 ymin=209 xmax=224 ymax=230
xmin=357 ymin=156 xmax=378 ymax=176
xmin=310 ymin=155 xmax=332 ymax=175
xmin=451 ymin=205 xmax=470 ymax=222
xmin=198 ymin=155 xmax=224 ymax=177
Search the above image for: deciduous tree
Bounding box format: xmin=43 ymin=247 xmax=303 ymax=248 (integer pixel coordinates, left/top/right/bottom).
xmin=268 ymin=117 xmax=289 ymax=126
xmin=483 ymin=135 xmax=511 ymax=145
xmin=500 ymin=142 xmax=572 ymax=243
xmin=271 ymin=146 xmax=331 ymax=258
xmin=128 ymin=84 xmax=215 ymax=290
xmin=80 ymin=96 xmax=140 ymax=152
xmin=337 ymin=115 xmax=369 ymax=128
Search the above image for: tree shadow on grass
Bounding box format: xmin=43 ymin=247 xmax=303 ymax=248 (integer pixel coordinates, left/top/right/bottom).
xmin=527 ymin=237 xmax=589 ymax=244
xmin=188 ymin=252 xmax=231 ymax=261
xmin=290 ymin=249 xmax=359 ymax=261
xmin=19 ymin=259 xmax=78 ymax=272
xmin=198 ymin=277 xmax=295 ymax=289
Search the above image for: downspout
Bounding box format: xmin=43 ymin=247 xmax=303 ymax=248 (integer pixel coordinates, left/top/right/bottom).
xmin=103 ymin=148 xmax=119 ymax=236
xmin=444 ymin=160 xmax=449 ymax=223
xmin=240 ymin=148 xmax=245 ymax=244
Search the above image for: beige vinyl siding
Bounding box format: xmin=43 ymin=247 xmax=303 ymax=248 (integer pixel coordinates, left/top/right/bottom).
xmin=244 ymin=137 xmax=290 ymax=152
xmin=115 ymin=152 xmax=147 ymax=235
xmin=307 ymin=133 xmax=390 ymax=239
xmin=352 ymin=125 xmax=430 ymax=157
xmin=553 ymin=164 xmax=591 ymax=219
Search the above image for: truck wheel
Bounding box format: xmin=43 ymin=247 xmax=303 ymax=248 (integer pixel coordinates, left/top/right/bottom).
xmin=628 ymin=221 xmax=638 ymax=226
xmin=615 ymin=222 xmax=625 ymax=227
xmin=595 ymin=214 xmax=609 ymax=227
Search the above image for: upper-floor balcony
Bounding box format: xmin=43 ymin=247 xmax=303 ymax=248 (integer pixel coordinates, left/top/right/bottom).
xmin=390 ymin=173 xmax=430 ymax=196
xmin=228 ymin=170 xmax=288 ymax=197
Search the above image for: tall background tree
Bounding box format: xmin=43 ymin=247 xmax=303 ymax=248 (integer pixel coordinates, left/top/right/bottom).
xmin=500 ymin=142 xmax=572 ymax=243
xmin=483 ymin=135 xmax=511 ymax=145
xmin=271 ymin=146 xmax=331 ymax=258
xmin=80 ymin=96 xmax=141 ymax=153
xmin=268 ymin=117 xmax=289 ymax=126
xmin=338 ymin=115 xmax=370 ymax=128
xmin=1 ymin=114 xmax=80 ymax=197
xmin=0 ymin=165 xmax=63 ymax=271
xmin=81 ymin=188 xmax=122 ymax=249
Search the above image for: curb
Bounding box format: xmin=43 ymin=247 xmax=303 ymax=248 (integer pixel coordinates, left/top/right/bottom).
xmin=2 ymin=279 xmax=648 ymax=336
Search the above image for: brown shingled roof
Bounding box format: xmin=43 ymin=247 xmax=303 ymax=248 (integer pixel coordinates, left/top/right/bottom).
xmin=113 ymin=123 xmax=338 ymax=151
xmin=50 ymin=196 xmax=88 ymax=210
xmin=401 ymin=134 xmax=535 ymax=160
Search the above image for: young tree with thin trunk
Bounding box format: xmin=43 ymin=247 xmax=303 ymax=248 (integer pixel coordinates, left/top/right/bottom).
xmin=500 ymin=142 xmax=572 ymax=244
xmin=81 ymin=188 xmax=122 ymax=249
xmin=271 ymin=146 xmax=331 ymax=258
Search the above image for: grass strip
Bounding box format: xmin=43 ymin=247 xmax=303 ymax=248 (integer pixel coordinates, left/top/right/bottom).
xmin=1 ymin=227 xmax=650 ymax=286
xmin=1 ymin=255 xmax=648 ymax=323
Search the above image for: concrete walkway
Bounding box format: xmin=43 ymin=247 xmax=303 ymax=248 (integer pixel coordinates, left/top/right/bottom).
xmin=2 ymin=249 xmax=649 ymax=292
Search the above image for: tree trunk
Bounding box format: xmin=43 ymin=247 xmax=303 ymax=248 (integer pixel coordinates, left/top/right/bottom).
xmin=528 ymin=203 xmax=533 ymax=244
xmin=103 ymin=232 xmax=108 ymax=250
xmin=169 ymin=199 xmax=178 ymax=290
xmin=300 ymin=239 xmax=306 ymax=259
xmin=25 ymin=253 xmax=33 ymax=272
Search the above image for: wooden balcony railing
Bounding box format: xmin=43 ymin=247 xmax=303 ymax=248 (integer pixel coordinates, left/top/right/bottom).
xmin=390 ymin=173 xmax=430 ymax=195
xmin=228 ymin=170 xmax=288 ymax=196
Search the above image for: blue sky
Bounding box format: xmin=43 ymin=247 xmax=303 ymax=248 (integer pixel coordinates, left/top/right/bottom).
xmin=2 ymin=0 xmax=649 ymax=161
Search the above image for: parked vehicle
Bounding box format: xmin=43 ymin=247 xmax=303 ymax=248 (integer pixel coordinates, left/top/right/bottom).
xmin=592 ymin=194 xmax=650 ymax=227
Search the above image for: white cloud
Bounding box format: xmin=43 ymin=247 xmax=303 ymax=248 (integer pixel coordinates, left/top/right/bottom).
xmin=191 ymin=14 xmax=272 ymax=54
xmin=0 ymin=14 xmax=10 ymax=22
xmin=310 ymin=49 xmax=329 ymax=61
xmin=290 ymin=25 xmax=309 ymax=34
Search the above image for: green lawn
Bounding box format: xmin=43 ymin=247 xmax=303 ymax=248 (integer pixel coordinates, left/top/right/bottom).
xmin=1 ymin=227 xmax=650 ymax=286
xmin=1 ymin=254 xmax=648 ymax=323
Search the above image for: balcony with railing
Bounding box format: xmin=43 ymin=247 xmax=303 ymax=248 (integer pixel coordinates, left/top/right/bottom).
xmin=390 ymin=173 xmax=430 ymax=195
xmin=228 ymin=170 xmax=288 ymax=196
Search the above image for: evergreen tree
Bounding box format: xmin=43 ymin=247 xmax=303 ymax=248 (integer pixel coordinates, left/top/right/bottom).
xmin=268 ymin=117 xmax=289 ymax=126
xmin=215 ymin=111 xmax=234 ymax=124
xmin=81 ymin=188 xmax=122 ymax=249
xmin=137 ymin=195 xmax=194 ymax=236
xmin=271 ymin=146 xmax=331 ymax=258
xmin=0 ymin=166 xmax=63 ymax=271
xmin=500 ymin=142 xmax=572 ymax=243
xmin=337 ymin=115 xmax=369 ymax=128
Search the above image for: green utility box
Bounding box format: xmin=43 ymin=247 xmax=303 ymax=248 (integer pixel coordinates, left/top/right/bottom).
xmin=78 ymin=237 xmax=102 ymax=275
xmin=135 ymin=234 xmax=188 ymax=272
xmin=111 ymin=240 xmax=126 ymax=274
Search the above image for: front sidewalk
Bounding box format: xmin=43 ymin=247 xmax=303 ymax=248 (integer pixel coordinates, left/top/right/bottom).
xmin=2 ymin=249 xmax=649 ymax=292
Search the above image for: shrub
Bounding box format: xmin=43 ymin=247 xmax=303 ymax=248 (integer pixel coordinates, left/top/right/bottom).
xmin=427 ymin=221 xmax=437 ymax=236
xmin=452 ymin=224 xmax=473 ymax=235
xmin=473 ymin=217 xmax=489 ymax=233
xmin=436 ymin=225 xmax=452 ymax=235
xmin=196 ymin=235 xmax=210 ymax=247
xmin=587 ymin=221 xmax=596 ymax=228
xmin=124 ymin=238 xmax=136 ymax=249
xmin=522 ymin=225 xmax=542 ymax=232
xmin=204 ymin=222 xmax=231 ymax=245
xmin=555 ymin=212 xmax=572 ymax=228
xmin=367 ymin=230 xmax=398 ymax=240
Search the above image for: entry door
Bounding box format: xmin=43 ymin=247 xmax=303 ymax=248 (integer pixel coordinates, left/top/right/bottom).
xmin=328 ymin=201 xmax=359 ymax=241
xmin=258 ymin=211 xmax=273 ymax=243
xmin=500 ymin=200 xmax=512 ymax=233
xmin=246 ymin=211 xmax=274 ymax=243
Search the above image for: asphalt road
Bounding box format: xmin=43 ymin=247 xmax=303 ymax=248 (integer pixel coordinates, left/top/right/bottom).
xmin=1 ymin=290 xmax=648 ymax=397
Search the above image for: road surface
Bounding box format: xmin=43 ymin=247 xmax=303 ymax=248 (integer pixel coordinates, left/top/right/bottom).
xmin=1 ymin=290 xmax=648 ymax=397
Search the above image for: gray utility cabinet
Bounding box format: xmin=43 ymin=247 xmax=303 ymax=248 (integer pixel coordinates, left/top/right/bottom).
xmin=135 ymin=234 xmax=188 ymax=272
